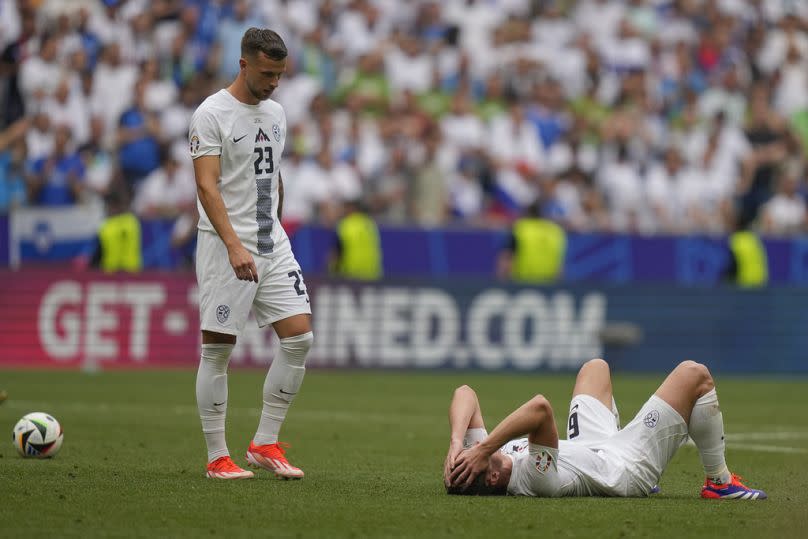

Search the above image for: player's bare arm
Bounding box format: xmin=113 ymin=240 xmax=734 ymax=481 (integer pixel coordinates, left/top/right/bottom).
xmin=444 ymin=385 xmax=485 ymax=486
xmin=193 ymin=154 xmax=259 ymax=282
xmin=450 ymin=394 xmax=558 ymax=489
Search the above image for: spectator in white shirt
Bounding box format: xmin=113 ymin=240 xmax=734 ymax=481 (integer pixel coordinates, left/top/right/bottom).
xmin=42 ymin=76 xmax=89 ymax=147
xmin=18 ymin=33 xmax=63 ymax=111
xmin=88 ymin=0 xmax=135 ymax=61
xmin=441 ymin=92 xmax=485 ymax=152
xmin=141 ymin=57 xmax=177 ymax=114
xmin=489 ymin=101 xmax=546 ymax=173
xmin=598 ymin=143 xmax=644 ymax=232
xmin=25 ymin=109 xmax=53 ymax=162
xmin=160 ymin=81 xmax=198 ymax=142
xmin=385 ymin=33 xmax=433 ymax=93
xmin=698 ymin=65 xmax=749 ymax=127
xmin=756 ymin=12 xmax=808 ymax=76
xmin=91 ymin=42 xmax=138 ymax=138
xmin=760 ymin=164 xmax=807 ymax=235
xmin=283 ymin=150 xmax=336 ymax=227
xmin=450 ymin=152 xmax=485 ymax=222
xmin=773 ymin=41 xmax=808 ymax=118
xmin=645 ymin=146 xmax=692 ymax=234
xmin=574 ymin=0 xmax=626 ymax=46
xmin=133 ymin=147 xmax=196 ymax=218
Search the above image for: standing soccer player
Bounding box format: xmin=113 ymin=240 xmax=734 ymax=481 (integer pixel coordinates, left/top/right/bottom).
xmin=189 ymin=28 xmax=313 ymax=480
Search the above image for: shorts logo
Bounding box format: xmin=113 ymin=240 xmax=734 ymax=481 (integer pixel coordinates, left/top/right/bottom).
xmin=189 ymin=134 xmax=199 ymax=156
xmin=644 ymin=410 xmax=660 ymax=428
xmin=534 ymin=450 xmax=554 ymax=474
xmin=272 ymin=124 xmax=281 ymax=142
xmin=216 ymin=305 xmax=230 ymax=324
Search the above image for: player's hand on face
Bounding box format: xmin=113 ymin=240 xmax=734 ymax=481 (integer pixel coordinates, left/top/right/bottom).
xmin=449 ymin=446 xmax=489 ymax=489
xmin=444 ymin=440 xmax=463 ymax=487
xmin=227 ymin=243 xmax=259 ymax=282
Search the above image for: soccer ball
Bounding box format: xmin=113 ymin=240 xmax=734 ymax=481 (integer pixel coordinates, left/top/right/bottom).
xmin=12 ymin=412 xmax=64 ymax=458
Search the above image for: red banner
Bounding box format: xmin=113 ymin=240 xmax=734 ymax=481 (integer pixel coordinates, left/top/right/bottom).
xmin=0 ymin=270 xmax=277 ymax=369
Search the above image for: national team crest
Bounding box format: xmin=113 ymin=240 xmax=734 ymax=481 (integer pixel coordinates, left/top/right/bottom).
xmin=643 ymin=410 xmax=660 ymax=428
xmin=534 ymin=449 xmax=554 ymax=474
xmin=216 ymin=305 xmax=230 ymax=324
xmin=190 ymin=134 xmax=199 ymax=156
xmin=255 ymin=128 xmax=271 ymax=143
xmin=272 ymin=124 xmax=281 ymax=142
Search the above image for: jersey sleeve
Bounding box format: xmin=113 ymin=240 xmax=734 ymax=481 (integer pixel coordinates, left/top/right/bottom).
xmin=188 ymin=107 xmax=221 ymax=159
xmin=509 ymin=443 xmax=562 ymax=497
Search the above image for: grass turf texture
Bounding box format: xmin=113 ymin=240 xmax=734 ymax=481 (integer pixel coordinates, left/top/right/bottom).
xmin=1 ymin=369 xmax=806 ymax=538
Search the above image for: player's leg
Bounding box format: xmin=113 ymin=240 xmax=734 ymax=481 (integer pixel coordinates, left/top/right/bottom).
xmin=445 ymin=385 xmax=487 ymax=486
xmin=451 ymin=385 xmax=487 ymax=446
xmin=567 ymin=359 xmax=620 ymax=442
xmin=246 ymin=313 xmax=312 ymax=478
xmin=198 ymin=330 xmax=253 ymax=479
xmin=195 ymin=231 xmax=255 ymax=479
xmin=655 ymin=360 xmax=766 ymax=499
xmin=247 ymin=256 xmax=313 ymax=478
xmin=572 ymin=357 xmax=620 ymax=423
xmin=258 ymin=313 xmax=313 ymax=446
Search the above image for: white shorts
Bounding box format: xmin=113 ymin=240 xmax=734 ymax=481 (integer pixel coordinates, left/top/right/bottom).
xmin=566 ymin=394 xmax=619 ymax=443
xmin=568 ymin=394 xmax=688 ymax=496
xmin=196 ymin=230 xmax=312 ymax=336
xmin=602 ymin=396 xmax=689 ymax=495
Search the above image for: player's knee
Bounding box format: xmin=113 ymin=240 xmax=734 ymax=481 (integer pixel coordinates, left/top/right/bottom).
xmin=677 ymin=360 xmax=713 ymax=387
xmin=454 ymin=384 xmax=476 ymax=396
xmin=279 ymin=331 xmax=314 ymax=366
xmin=529 ymin=394 xmax=551 ymax=414
xmin=581 ymin=358 xmax=609 ymax=374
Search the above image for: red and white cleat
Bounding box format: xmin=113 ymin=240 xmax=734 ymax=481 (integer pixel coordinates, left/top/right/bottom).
xmin=206 ymin=456 xmax=255 ymax=479
xmin=246 ymin=441 xmax=305 ymax=479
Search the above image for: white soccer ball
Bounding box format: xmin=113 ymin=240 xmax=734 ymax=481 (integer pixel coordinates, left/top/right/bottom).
xmin=12 ymin=412 xmax=64 ymax=458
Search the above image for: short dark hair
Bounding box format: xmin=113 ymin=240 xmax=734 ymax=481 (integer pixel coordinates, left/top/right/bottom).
xmin=241 ymin=28 xmax=287 ymax=61
xmin=445 ymin=473 xmax=505 ymax=496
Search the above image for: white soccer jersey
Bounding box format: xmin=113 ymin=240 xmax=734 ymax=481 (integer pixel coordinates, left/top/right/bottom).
xmin=505 ymin=439 xmax=632 ymax=497
xmin=504 ymin=395 xmax=688 ymax=498
xmin=189 ymin=89 xmax=289 ymax=256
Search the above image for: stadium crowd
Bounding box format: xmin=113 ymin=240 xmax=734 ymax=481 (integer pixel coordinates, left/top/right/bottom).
xmin=1 ymin=0 xmax=808 ymax=237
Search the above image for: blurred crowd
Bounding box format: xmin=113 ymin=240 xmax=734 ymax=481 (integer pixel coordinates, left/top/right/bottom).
xmin=1 ymin=0 xmax=808 ymax=237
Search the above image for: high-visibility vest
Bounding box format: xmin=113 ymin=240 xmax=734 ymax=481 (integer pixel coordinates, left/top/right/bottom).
xmin=336 ymin=212 xmax=382 ymax=280
xmin=729 ymin=231 xmax=768 ymax=287
xmin=511 ymin=218 xmax=566 ymax=283
xmin=99 ymin=212 xmax=142 ymax=273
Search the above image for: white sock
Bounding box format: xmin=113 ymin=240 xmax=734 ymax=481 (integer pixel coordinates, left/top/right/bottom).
xmin=688 ymin=388 xmax=731 ymax=484
xmin=253 ymin=332 xmax=313 ymax=446
xmin=463 ymin=428 xmax=488 ymax=449
xmin=196 ymin=343 xmax=233 ymax=462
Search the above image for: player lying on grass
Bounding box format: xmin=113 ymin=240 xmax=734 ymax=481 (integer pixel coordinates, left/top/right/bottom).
xmin=445 ymin=359 xmax=767 ymax=499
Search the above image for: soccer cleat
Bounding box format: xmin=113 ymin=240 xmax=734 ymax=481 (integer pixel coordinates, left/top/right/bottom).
xmin=700 ymin=473 xmax=767 ymax=500
xmin=246 ymin=441 xmax=305 ymax=479
xmin=206 ymin=456 xmax=255 ymax=479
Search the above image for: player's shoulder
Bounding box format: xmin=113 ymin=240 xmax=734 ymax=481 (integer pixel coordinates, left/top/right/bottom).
xmin=262 ymin=98 xmax=286 ymax=120
xmin=193 ymin=90 xmax=233 ymax=120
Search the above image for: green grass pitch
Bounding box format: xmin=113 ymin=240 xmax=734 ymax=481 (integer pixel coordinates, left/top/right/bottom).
xmin=1 ymin=369 xmax=807 ymax=538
